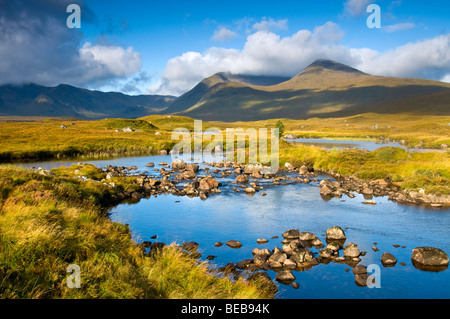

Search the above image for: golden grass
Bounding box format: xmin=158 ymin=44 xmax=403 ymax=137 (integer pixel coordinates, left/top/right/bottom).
xmin=0 ymin=166 xmax=276 ymax=299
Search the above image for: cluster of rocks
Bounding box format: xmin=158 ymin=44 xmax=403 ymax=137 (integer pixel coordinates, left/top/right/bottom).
xmin=138 ymin=227 xmax=449 ymax=292
xmin=317 ymin=175 xmax=450 ymax=207
xmin=221 ymin=226 xmax=375 ymax=288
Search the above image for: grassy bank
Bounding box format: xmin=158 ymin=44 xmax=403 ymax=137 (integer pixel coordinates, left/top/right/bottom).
xmin=279 ymin=142 xmax=450 ymax=196
xmin=1 ymin=113 xmax=449 ymax=196
xmin=0 ymin=166 xmax=276 ymax=298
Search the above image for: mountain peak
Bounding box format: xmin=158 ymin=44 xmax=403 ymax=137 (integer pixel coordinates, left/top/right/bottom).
xmin=302 ymin=59 xmax=365 ymax=75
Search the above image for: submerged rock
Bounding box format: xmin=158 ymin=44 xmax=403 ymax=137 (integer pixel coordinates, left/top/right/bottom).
xmin=225 ymin=240 xmax=242 ymax=249
xmin=381 ymin=252 xmax=397 ymax=267
xmin=411 ymin=247 xmax=449 ymax=271
xmin=326 ymin=226 xmax=346 ymax=241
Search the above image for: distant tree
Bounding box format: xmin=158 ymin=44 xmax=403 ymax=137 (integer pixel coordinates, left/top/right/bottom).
xmin=275 ymin=120 xmax=284 ymax=138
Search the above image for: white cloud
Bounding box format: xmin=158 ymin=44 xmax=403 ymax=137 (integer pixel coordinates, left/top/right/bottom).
xmin=0 ymin=0 xmax=143 ymax=89
xmin=383 ymin=22 xmax=416 ymax=33
xmin=343 ymin=0 xmax=373 ymax=16
xmin=353 ymin=34 xmax=450 ymax=80
xmin=150 ymin=21 xmax=450 ymax=96
xmin=252 ymin=17 xmax=288 ymax=32
xmin=79 ymin=42 xmax=141 ymax=78
xmin=211 ymin=27 xmax=238 ymax=42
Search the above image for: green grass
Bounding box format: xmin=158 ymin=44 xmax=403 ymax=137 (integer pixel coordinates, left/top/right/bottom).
xmin=0 ymin=166 xmax=276 ymax=299
xmin=280 ymin=142 xmax=450 ymax=195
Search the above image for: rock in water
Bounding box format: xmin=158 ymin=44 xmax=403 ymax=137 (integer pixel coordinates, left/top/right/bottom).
xmin=275 ymin=270 xmax=295 ymax=283
xmin=282 ymin=229 xmax=300 ymax=240
xmin=225 ymin=240 xmax=242 ymax=248
xmin=172 ymin=159 xmax=187 ymax=170
xmin=381 ymin=252 xmax=397 ymax=267
xmin=411 ymin=247 xmax=449 ymax=268
xmin=326 ymin=226 xmax=346 ymax=241
xmin=344 ymin=243 xmax=360 ymax=258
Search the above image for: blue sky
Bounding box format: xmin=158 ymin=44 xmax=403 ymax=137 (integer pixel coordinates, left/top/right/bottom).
xmin=0 ymin=0 xmax=449 ymax=96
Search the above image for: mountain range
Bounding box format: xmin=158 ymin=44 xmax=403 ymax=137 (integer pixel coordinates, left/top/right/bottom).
xmin=0 ymin=83 xmax=175 ymax=119
xmin=162 ymin=60 xmax=450 ymax=121
xmin=1 ymin=60 xmax=449 ymax=121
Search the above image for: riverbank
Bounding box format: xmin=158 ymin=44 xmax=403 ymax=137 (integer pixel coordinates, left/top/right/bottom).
xmin=0 ymin=166 xmax=276 ymax=298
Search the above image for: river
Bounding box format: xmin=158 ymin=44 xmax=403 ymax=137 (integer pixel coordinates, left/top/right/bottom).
xmin=13 ymin=153 xmax=450 ymax=299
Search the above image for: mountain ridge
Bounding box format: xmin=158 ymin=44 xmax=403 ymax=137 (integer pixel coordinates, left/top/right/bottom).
xmin=0 ymin=83 xmax=175 ymax=119
xmin=164 ymin=59 xmax=450 ymax=121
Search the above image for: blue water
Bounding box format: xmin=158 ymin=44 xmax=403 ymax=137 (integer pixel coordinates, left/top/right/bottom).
xmin=284 ymin=138 xmax=443 ymax=153
xmin=13 ymin=154 xmax=450 ymax=299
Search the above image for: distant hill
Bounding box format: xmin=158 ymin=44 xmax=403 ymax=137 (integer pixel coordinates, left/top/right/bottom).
xmin=163 ymin=72 xmax=290 ymax=114
xmin=0 ymin=83 xmax=175 ymax=119
xmin=163 ymin=59 xmax=450 ymax=121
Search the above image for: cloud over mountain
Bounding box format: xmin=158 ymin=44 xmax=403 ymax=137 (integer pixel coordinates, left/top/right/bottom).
xmin=151 ymin=19 xmax=450 ymax=96
xmin=0 ymin=0 xmax=142 ymax=88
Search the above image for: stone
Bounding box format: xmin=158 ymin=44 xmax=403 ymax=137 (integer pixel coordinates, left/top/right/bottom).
xmin=283 ymin=258 xmax=297 ymax=269
xmin=381 ymin=252 xmax=397 ymax=267
xmin=275 ymin=270 xmax=295 ymax=283
xmin=355 ymin=274 xmax=376 ymax=287
xmin=326 ymin=226 xmax=346 ymax=241
xmin=291 ymin=282 xmax=300 ymax=289
xmin=311 ymin=237 xmax=323 ymax=247
xmin=214 ymin=241 xmax=223 ymax=247
xmin=236 ymin=175 xmax=249 ymax=183
xmin=186 ymin=164 xmax=199 ymax=172
xmin=172 ymin=159 xmax=186 ymax=170
xmin=268 ymin=252 xmax=287 ymax=264
xmin=257 ymin=238 xmax=269 ymax=244
xmin=235 ymin=259 xmax=253 ymax=269
xmin=299 ymin=165 xmax=309 ymax=175
xmin=181 ymin=241 xmax=199 ymax=252
xmin=344 ymin=243 xmax=360 ymax=258
xmin=352 ymin=265 xmax=367 ymax=275
xmin=411 ymin=247 xmax=449 ymax=267
xmin=225 ymin=240 xmax=242 ymax=248
xmin=319 ymin=248 xmax=333 ymax=259
xmin=299 ymin=232 xmax=316 ymax=241
xmin=282 ymin=229 xmax=300 ymax=240
xmin=244 ymin=163 xmax=262 ymax=174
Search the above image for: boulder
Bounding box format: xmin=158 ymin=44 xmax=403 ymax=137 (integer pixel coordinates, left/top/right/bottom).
xmin=355 ymin=274 xmax=376 ymax=287
xmin=344 ymin=243 xmax=360 ymax=258
xmin=299 ymin=232 xmax=316 ymax=241
xmin=326 ymin=226 xmax=347 ymax=241
xmin=411 ymin=247 xmax=449 ymax=267
xmin=311 ymin=237 xmax=324 ymax=247
xmin=181 ymin=241 xmax=199 ymax=252
xmin=236 ymin=175 xmax=249 ymax=183
xmin=282 ymin=229 xmax=300 ymax=240
xmin=225 ymin=240 xmax=242 ymax=248
xmin=186 ymin=164 xmax=199 ymax=172
xmin=268 ymin=252 xmax=287 ymax=264
xmin=299 ymin=165 xmax=309 ymax=175
xmin=199 ymin=178 xmax=219 ymax=191
xmin=244 ymin=187 xmax=256 ymax=193
xmin=275 ymin=270 xmax=295 ymax=283
xmin=252 ymin=248 xmax=271 ymax=265
xmin=172 ymin=159 xmax=187 ymax=170
xmin=283 ymin=258 xmax=297 ymax=269
xmin=352 ymin=264 xmax=367 ymax=275
xmin=244 ymin=163 xmax=262 ymax=174
xmin=381 ymin=252 xmax=397 ymax=267
xmin=319 ymin=248 xmax=333 ymax=259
